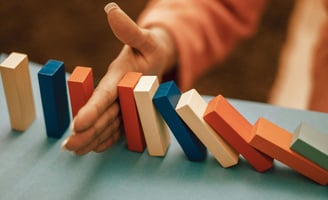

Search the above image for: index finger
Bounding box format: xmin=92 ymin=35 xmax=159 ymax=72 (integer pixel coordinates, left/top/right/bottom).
xmin=73 ymin=62 xmax=127 ymax=132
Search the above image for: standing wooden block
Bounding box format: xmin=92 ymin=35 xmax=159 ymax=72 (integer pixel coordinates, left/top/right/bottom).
xmin=117 ymin=72 xmax=146 ymax=152
xmin=175 ymin=89 xmax=239 ymax=168
xmin=203 ymin=95 xmax=273 ymax=172
xmin=38 ymin=60 xmax=70 ymax=139
xmin=290 ymin=123 xmax=328 ymax=171
xmin=133 ymin=76 xmax=170 ymax=156
xmin=0 ymin=52 xmax=36 ymax=131
xmin=68 ymin=66 xmax=94 ymax=117
xmin=153 ymin=81 xmax=207 ymax=161
xmin=249 ymin=118 xmax=328 ymax=185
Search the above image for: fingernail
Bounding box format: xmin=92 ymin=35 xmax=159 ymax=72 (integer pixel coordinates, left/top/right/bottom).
xmin=61 ymin=138 xmax=69 ymax=151
xmin=104 ymin=2 xmax=119 ymax=14
xmin=69 ymin=121 xmax=74 ymax=131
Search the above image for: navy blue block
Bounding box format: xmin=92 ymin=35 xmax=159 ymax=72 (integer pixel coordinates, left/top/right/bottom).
xmin=153 ymin=81 xmax=207 ymax=161
xmin=38 ymin=60 xmax=70 ymax=138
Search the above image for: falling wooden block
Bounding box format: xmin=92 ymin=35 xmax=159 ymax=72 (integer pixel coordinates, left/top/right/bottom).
xmin=175 ymin=89 xmax=239 ymax=168
xmin=203 ymin=95 xmax=273 ymax=172
xmin=290 ymin=123 xmax=328 ymax=171
xmin=249 ymin=118 xmax=328 ymax=185
xmin=153 ymin=81 xmax=207 ymax=161
xmin=133 ymin=76 xmax=170 ymax=156
xmin=38 ymin=60 xmax=70 ymax=139
xmin=117 ymin=72 xmax=146 ymax=152
xmin=68 ymin=66 xmax=94 ymax=117
xmin=0 ymin=52 xmax=36 ymax=131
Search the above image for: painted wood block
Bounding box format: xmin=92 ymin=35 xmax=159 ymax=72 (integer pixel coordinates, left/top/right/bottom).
xmin=38 ymin=60 xmax=70 ymax=139
xmin=133 ymin=76 xmax=170 ymax=156
xmin=153 ymin=81 xmax=207 ymax=161
xmin=117 ymin=72 xmax=146 ymax=152
xmin=249 ymin=117 xmax=328 ymax=185
xmin=68 ymin=66 xmax=94 ymax=117
xmin=0 ymin=52 xmax=36 ymax=131
xmin=290 ymin=123 xmax=328 ymax=171
xmin=203 ymin=95 xmax=273 ymax=172
xmin=175 ymin=89 xmax=239 ymax=168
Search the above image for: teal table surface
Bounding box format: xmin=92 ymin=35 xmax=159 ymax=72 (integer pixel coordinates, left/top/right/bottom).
xmin=0 ymin=54 xmax=327 ymax=200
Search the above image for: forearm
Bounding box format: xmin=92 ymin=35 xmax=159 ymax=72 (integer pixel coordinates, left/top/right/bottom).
xmin=138 ymin=0 xmax=267 ymax=90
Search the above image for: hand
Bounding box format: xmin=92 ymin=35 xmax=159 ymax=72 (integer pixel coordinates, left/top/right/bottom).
xmin=61 ymin=2 xmax=176 ymax=155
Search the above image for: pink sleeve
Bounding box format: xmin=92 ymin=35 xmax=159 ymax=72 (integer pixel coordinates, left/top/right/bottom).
xmin=138 ymin=0 xmax=267 ymax=91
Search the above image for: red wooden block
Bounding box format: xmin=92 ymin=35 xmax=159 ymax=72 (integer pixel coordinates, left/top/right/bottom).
xmin=203 ymin=95 xmax=273 ymax=172
xmin=117 ymin=72 xmax=146 ymax=152
xmin=68 ymin=66 xmax=94 ymax=117
xmin=249 ymin=117 xmax=328 ymax=185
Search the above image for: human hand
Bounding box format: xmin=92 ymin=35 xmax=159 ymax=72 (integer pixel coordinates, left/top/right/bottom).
xmin=61 ymin=2 xmax=176 ymax=155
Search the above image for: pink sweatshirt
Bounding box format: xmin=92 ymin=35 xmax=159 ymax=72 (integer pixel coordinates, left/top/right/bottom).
xmin=138 ymin=0 xmax=268 ymax=91
xmin=137 ymin=0 xmax=328 ymax=112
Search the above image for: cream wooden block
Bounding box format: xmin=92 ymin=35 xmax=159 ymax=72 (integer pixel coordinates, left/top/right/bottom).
xmin=133 ymin=76 xmax=170 ymax=156
xmin=175 ymin=89 xmax=239 ymax=168
xmin=0 ymin=52 xmax=36 ymax=131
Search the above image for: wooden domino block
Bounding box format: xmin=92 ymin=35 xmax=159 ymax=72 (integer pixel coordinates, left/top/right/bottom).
xmin=175 ymin=89 xmax=239 ymax=168
xmin=153 ymin=81 xmax=207 ymax=161
xmin=249 ymin=118 xmax=328 ymax=185
xmin=290 ymin=123 xmax=328 ymax=171
xmin=203 ymin=95 xmax=273 ymax=172
xmin=117 ymin=72 xmax=146 ymax=152
xmin=0 ymin=52 xmax=36 ymax=131
xmin=38 ymin=60 xmax=70 ymax=138
xmin=68 ymin=66 xmax=94 ymax=117
xmin=133 ymin=76 xmax=170 ymax=156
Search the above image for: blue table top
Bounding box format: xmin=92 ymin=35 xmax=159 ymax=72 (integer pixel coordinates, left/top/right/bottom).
xmin=0 ymin=54 xmax=327 ymax=200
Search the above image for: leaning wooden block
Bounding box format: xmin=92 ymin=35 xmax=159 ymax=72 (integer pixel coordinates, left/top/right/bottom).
xmin=38 ymin=60 xmax=70 ymax=139
xmin=68 ymin=66 xmax=94 ymax=117
xmin=175 ymin=89 xmax=239 ymax=168
xmin=133 ymin=76 xmax=170 ymax=156
xmin=153 ymin=81 xmax=207 ymax=161
xmin=117 ymin=72 xmax=146 ymax=152
xmin=0 ymin=52 xmax=36 ymax=131
xmin=290 ymin=123 xmax=328 ymax=171
xmin=203 ymin=95 xmax=273 ymax=172
xmin=249 ymin=118 xmax=328 ymax=185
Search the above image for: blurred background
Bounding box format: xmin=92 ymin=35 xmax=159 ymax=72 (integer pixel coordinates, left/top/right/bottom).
xmin=0 ymin=0 xmax=325 ymax=108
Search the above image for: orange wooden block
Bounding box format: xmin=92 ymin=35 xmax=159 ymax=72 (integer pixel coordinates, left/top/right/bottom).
xmin=68 ymin=66 xmax=94 ymax=117
xmin=249 ymin=118 xmax=328 ymax=185
xmin=203 ymin=95 xmax=273 ymax=172
xmin=117 ymin=72 xmax=146 ymax=152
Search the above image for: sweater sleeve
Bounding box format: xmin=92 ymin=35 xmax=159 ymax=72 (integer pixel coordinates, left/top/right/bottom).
xmin=138 ymin=0 xmax=267 ymax=91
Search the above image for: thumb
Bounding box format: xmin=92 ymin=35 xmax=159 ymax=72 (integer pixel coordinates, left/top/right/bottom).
xmin=104 ymin=3 xmax=152 ymax=53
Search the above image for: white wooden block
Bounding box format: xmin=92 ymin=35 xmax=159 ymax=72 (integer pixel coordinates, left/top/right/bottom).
xmin=175 ymin=89 xmax=239 ymax=167
xmin=133 ymin=76 xmax=170 ymax=156
xmin=0 ymin=52 xmax=36 ymax=131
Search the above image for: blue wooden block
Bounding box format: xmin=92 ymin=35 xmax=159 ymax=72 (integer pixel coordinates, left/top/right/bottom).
xmin=153 ymin=81 xmax=207 ymax=161
xmin=38 ymin=60 xmax=70 ymax=138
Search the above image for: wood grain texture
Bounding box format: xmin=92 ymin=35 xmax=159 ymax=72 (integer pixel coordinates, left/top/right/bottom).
xmin=0 ymin=52 xmax=35 ymax=131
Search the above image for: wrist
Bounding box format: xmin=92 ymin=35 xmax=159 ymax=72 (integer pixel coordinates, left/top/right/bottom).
xmin=148 ymin=26 xmax=177 ymax=75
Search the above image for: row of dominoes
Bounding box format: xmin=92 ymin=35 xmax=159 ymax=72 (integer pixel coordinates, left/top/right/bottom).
xmin=1 ymin=52 xmax=327 ymax=185
xmin=0 ymin=52 xmax=94 ymax=138
xmin=118 ymin=72 xmax=328 ymax=185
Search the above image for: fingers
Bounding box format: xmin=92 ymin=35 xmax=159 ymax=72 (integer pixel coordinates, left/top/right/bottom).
xmin=63 ymin=101 xmax=120 ymax=153
xmin=93 ymin=129 xmax=121 ymax=153
xmin=104 ymin=2 xmax=154 ymax=54
xmin=72 ymin=60 xmax=126 ymax=132
xmin=74 ymin=118 xmax=121 ymax=155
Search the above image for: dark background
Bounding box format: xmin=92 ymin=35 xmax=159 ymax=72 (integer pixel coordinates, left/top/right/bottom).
xmin=0 ymin=0 xmax=295 ymax=103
